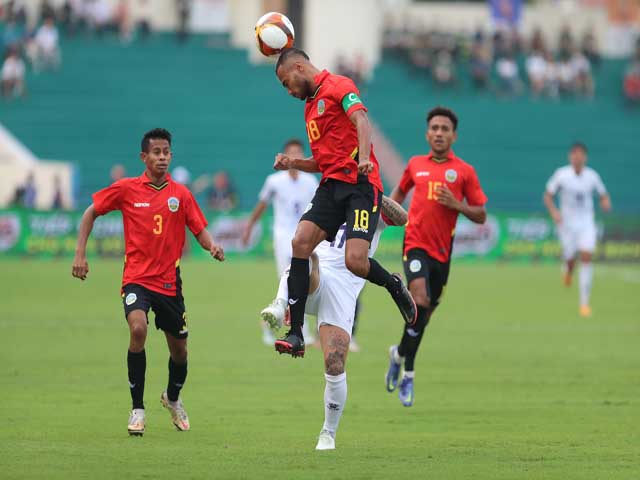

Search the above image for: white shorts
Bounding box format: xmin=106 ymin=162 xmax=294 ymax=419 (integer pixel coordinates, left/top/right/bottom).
xmin=273 ymin=230 xmax=294 ymax=276
xmin=558 ymin=222 xmax=597 ymax=260
xmin=305 ymin=265 xmax=361 ymax=337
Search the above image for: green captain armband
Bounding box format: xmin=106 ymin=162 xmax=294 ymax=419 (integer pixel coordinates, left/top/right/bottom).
xmin=342 ymin=92 xmax=363 ymax=113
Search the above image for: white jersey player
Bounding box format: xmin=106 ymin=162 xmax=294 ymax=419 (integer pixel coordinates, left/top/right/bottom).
xmin=260 ymin=196 xmax=408 ymax=451
xmin=243 ymin=139 xmax=318 ymax=344
xmin=544 ymin=142 xmax=611 ymax=317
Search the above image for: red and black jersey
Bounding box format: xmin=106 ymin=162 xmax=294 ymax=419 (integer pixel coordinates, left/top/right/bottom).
xmin=92 ymin=172 xmax=207 ymax=295
xmin=304 ymin=70 xmax=383 ymax=192
xmin=398 ymin=151 xmax=487 ymax=263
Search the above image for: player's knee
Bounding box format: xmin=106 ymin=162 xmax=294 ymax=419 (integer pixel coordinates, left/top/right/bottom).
xmin=345 ymin=250 xmax=368 ymax=277
xmin=129 ymin=322 xmax=147 ymax=344
xmin=325 ymin=351 xmax=345 ymax=376
xmin=172 ymin=347 xmax=188 ymax=364
xmin=410 ymin=287 xmax=431 ymax=308
xmin=291 ymin=234 xmax=313 ymax=257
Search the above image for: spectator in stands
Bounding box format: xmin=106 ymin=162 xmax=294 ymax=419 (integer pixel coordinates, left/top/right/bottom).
xmin=432 ymin=49 xmax=456 ymax=87
xmin=115 ymin=0 xmax=133 ymax=43
xmin=176 ymin=0 xmax=191 ymax=44
xmin=12 ymin=172 xmax=37 ymax=208
xmin=40 ymin=0 xmax=56 ymax=21
xmin=2 ymin=17 xmax=24 ymax=52
xmin=89 ymin=0 xmax=114 ymax=36
xmin=1 ymin=1 xmax=27 ymax=25
xmin=623 ymin=48 xmax=640 ymax=105
xmin=581 ymin=29 xmax=600 ymax=67
xmin=526 ymin=49 xmax=546 ymax=97
xmin=136 ymin=0 xmax=152 ymax=41
xmin=110 ymin=164 xmax=126 ymax=182
xmin=469 ymin=40 xmax=492 ymax=90
xmin=1 ymin=47 xmax=26 ymax=99
xmin=530 ymin=27 xmax=547 ymax=54
xmin=558 ymin=26 xmax=574 ymax=60
xmin=31 ymin=16 xmax=61 ymax=72
xmin=570 ymin=47 xmax=594 ymax=98
xmin=496 ymin=50 xmax=522 ymax=96
xmin=195 ymin=171 xmax=237 ymax=212
xmin=51 ymin=175 xmax=64 ymax=210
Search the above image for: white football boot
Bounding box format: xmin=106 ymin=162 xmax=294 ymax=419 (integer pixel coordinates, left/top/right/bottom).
xmin=127 ymin=408 xmax=145 ymax=436
xmin=160 ymin=391 xmax=190 ymax=431
xmin=315 ymin=430 xmax=336 ymax=451
xmin=260 ymin=298 xmax=286 ymax=330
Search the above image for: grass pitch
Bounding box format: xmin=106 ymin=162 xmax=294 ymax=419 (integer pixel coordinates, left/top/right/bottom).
xmin=1 ymin=258 xmax=638 ymax=479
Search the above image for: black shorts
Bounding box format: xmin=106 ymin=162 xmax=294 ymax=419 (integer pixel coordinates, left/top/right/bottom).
xmin=301 ymin=174 xmax=382 ymax=243
xmin=403 ymin=248 xmax=450 ymax=307
xmin=122 ymin=276 xmax=188 ymax=339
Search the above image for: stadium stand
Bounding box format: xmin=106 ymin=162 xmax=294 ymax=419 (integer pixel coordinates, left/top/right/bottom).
xmin=1 ymin=34 xmax=639 ymax=212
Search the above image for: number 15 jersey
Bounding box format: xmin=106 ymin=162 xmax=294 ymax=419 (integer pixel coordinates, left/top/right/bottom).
xmin=398 ymin=151 xmax=487 ymax=263
xmin=92 ymin=172 xmax=208 ymax=296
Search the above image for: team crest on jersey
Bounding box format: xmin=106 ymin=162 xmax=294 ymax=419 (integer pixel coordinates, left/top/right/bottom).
xmin=125 ymin=293 xmax=137 ymax=306
xmin=445 ymin=169 xmax=458 ymax=183
xmin=317 ymin=99 xmax=325 ymax=115
xmin=167 ymin=197 xmax=180 ymax=213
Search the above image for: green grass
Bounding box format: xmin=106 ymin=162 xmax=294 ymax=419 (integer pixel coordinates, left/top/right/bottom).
xmin=1 ymin=258 xmax=639 ymax=479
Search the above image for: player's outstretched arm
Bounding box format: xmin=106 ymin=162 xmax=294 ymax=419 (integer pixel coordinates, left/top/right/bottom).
xmin=195 ymin=228 xmax=225 ymax=261
xmin=600 ymin=193 xmax=612 ymax=213
xmin=273 ymin=153 xmax=320 ymax=173
xmin=72 ymin=204 xmax=99 ymax=281
xmin=349 ymin=110 xmax=373 ymax=174
xmin=381 ymin=195 xmax=408 ymax=226
xmin=389 ymin=186 xmax=408 ymax=206
xmin=242 ymin=200 xmax=268 ymax=246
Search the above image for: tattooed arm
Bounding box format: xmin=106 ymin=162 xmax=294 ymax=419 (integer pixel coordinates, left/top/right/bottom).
xmin=381 ymin=195 xmax=408 ymax=226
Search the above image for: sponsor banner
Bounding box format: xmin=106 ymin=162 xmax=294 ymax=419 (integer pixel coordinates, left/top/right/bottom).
xmin=1 ymin=210 xmax=639 ymax=262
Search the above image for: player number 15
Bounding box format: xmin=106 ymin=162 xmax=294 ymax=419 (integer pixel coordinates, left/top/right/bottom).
xmin=427 ymin=181 xmax=443 ymax=200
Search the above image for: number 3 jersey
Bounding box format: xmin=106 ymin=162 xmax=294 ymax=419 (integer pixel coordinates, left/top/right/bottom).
xmin=398 ymin=151 xmax=487 ymax=263
xmin=304 ymin=69 xmax=383 ymax=192
xmin=545 ymin=166 xmax=607 ymax=227
xmin=92 ymin=172 xmax=208 ymax=295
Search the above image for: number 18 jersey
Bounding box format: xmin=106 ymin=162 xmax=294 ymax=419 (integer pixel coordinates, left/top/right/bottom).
xmin=92 ymin=172 xmax=208 ymax=296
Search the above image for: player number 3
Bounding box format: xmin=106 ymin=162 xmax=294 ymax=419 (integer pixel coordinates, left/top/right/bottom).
xmin=153 ymin=214 xmax=163 ymax=235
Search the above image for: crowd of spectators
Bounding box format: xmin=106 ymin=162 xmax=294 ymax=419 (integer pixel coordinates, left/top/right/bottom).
xmin=623 ymin=40 xmax=640 ymax=105
xmin=383 ymin=25 xmax=604 ymax=99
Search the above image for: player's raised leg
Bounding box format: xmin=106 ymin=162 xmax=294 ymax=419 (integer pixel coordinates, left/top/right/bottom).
xmin=316 ymin=324 xmax=350 ymax=451
xmin=345 ymin=237 xmax=416 ymax=325
xmin=126 ymin=309 xmax=148 ymax=436
xmin=275 ymin=220 xmax=326 ymax=358
xmin=161 ymin=332 xmax=190 ymax=431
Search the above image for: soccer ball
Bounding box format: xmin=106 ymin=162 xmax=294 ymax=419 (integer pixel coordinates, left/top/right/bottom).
xmin=254 ymin=12 xmax=295 ymax=57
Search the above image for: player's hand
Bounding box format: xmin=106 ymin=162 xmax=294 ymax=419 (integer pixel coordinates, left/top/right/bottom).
xmin=210 ymin=243 xmax=225 ymax=262
xmin=241 ymin=223 xmax=252 ymax=247
xmin=283 ymin=307 xmax=291 ymax=327
xmin=274 ymin=153 xmax=292 ymax=171
xmin=358 ymin=160 xmax=374 ymax=175
xmin=436 ymin=184 xmax=461 ymax=211
xmin=72 ymin=255 xmax=89 ymax=281
xmin=551 ymin=210 xmax=562 ymax=225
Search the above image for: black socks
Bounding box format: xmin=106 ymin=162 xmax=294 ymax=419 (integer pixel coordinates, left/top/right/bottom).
xmin=167 ymin=358 xmax=188 ymax=402
xmin=366 ymin=258 xmax=393 ymax=287
xmin=127 ymin=349 xmax=146 ymax=410
xmin=287 ymin=257 xmax=310 ymax=337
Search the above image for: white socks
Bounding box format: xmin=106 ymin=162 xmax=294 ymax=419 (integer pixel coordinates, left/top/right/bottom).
xmin=276 ymin=273 xmax=288 ymax=304
xmin=579 ymin=262 xmax=593 ymax=306
xmin=322 ymin=372 xmax=347 ymax=436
